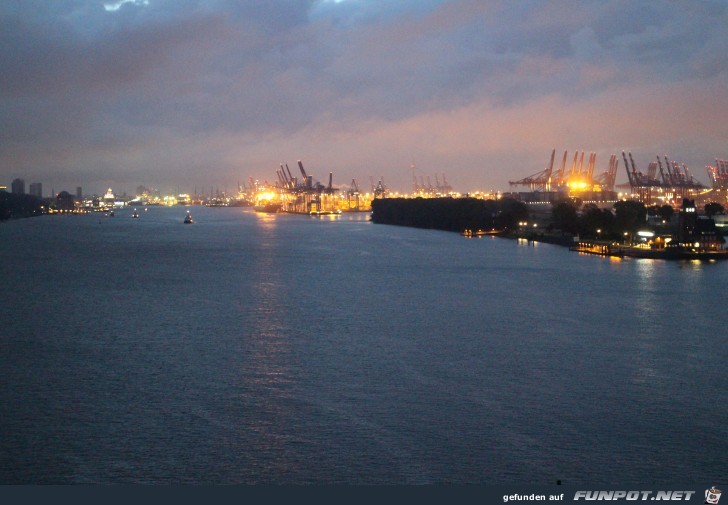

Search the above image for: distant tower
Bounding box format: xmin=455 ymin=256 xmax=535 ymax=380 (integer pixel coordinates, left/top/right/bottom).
xmin=76 ymin=187 xmax=83 ymax=201
xmin=678 ymin=198 xmax=698 ymax=245
xmin=11 ymin=178 xmax=25 ymax=195
xmin=29 ymin=182 xmax=42 ymax=198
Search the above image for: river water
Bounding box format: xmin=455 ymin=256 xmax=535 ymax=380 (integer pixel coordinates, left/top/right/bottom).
xmin=1 ymin=205 xmax=726 ymax=484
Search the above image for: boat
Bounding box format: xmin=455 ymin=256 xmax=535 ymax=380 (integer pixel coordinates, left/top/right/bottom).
xmin=131 ymin=209 xmax=140 ymax=218
xmin=184 ymin=211 xmax=194 ymax=224
xmin=228 ymin=199 xmax=253 ymax=207
xmin=254 ymin=203 xmax=281 ymax=213
xmin=309 ymin=209 xmax=342 ymax=217
xmin=205 ymin=199 xmax=228 ymax=207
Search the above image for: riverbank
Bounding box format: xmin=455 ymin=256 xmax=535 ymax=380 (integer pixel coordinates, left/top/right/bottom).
xmin=371 ymin=197 xmax=728 ymax=261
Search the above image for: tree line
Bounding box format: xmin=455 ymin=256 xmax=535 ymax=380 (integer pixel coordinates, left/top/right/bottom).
xmin=370 ymin=197 xmax=529 ymax=232
xmin=370 ymin=195 xmax=727 ymax=242
xmin=549 ymin=198 xmax=726 ymax=240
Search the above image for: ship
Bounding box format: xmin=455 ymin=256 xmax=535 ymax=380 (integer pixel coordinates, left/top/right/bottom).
xmin=254 ymin=203 xmax=281 ymax=213
xmin=309 ymin=209 xmax=342 ymax=217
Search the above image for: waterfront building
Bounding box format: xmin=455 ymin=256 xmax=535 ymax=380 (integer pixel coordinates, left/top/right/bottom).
xmin=11 ymin=178 xmax=25 ymax=195
xmin=29 ymin=183 xmax=42 ymax=199
xmin=103 ymin=188 xmax=115 ymax=208
xmin=55 ymin=191 xmax=75 ymax=212
xmin=676 ymin=199 xmax=723 ymax=251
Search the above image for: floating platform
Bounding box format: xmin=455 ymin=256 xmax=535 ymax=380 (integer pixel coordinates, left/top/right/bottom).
xmin=461 ymin=228 xmax=504 ymax=237
xmin=309 ymin=210 xmax=342 ymax=217
xmin=570 ymin=241 xmax=728 ymax=260
xmin=570 ymin=241 xmax=623 ymax=257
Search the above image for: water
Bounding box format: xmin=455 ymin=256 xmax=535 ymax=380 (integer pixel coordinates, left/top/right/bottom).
xmin=1 ymin=206 xmax=726 ymax=484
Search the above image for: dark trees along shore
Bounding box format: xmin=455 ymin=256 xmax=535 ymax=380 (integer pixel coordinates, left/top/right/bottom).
xmin=370 ymin=197 xmax=529 ymax=233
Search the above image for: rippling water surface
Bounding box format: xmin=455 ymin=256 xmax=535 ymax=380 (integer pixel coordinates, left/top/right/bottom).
xmin=1 ymin=206 xmax=726 ymax=484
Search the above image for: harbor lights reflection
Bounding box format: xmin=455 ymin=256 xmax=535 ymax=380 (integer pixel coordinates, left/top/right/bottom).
xmin=254 ymin=209 xmax=279 ymax=228
xmin=244 ymin=218 xmax=297 ymax=462
xmin=628 ymin=259 xmax=670 ymax=388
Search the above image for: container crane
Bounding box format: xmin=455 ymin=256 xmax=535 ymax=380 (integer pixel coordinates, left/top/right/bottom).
xmin=508 ymin=148 xmax=555 ymax=191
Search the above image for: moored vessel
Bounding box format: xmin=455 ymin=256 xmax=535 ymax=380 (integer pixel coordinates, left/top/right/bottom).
xmin=254 ymin=203 xmax=281 ymax=213
xmin=309 ymin=209 xmax=342 ymax=217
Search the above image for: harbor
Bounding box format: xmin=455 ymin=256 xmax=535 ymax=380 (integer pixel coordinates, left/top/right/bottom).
xmin=2 ymin=204 xmax=726 ymax=485
xmin=251 ymin=161 xmax=383 ymax=216
xmin=369 ymin=192 xmax=728 ymax=261
xmin=4 ymin=0 xmax=728 ymax=492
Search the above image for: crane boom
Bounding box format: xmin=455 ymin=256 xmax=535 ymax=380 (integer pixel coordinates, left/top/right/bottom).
xmin=297 ymin=160 xmax=308 ymax=179
xmin=557 ymin=150 xmax=568 ymax=184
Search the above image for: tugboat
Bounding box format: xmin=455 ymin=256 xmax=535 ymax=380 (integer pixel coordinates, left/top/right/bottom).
xmin=184 ymin=211 xmax=194 ymax=224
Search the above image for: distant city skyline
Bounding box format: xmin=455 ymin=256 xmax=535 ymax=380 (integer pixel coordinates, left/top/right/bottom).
xmin=2 ymin=1 xmax=727 ymax=197
xmin=3 ymin=177 xmax=247 ymax=199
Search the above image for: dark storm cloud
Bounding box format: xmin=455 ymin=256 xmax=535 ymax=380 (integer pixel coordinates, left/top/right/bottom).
xmin=1 ymin=0 xmax=727 ymax=194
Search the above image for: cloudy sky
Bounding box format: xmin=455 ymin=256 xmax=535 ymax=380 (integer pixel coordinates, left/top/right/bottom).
xmin=2 ymin=0 xmax=728 ymax=196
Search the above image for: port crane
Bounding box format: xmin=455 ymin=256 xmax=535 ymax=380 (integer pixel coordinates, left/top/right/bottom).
xmin=622 ymin=152 xmax=705 ymax=205
xmin=373 ymin=177 xmax=387 ymax=199
xmin=345 ymin=179 xmax=361 ymax=210
xmin=411 ymin=162 xmax=455 ymax=196
xmin=707 ymin=159 xmax=728 ymax=190
xmin=269 ymin=160 xmax=341 ymax=213
xmin=509 ymin=149 xmax=555 ymax=192
xmin=510 ymin=149 xmax=618 ymax=194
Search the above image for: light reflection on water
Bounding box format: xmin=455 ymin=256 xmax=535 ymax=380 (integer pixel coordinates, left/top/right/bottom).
xmin=1 ymin=206 xmax=726 ymax=484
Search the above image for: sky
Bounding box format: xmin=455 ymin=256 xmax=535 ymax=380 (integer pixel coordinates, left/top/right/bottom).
xmin=2 ymin=0 xmax=728 ymax=197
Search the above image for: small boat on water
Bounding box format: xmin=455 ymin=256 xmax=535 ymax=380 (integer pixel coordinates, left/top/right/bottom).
xmin=131 ymin=209 xmax=140 ymax=218
xmin=184 ymin=211 xmax=194 ymax=224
